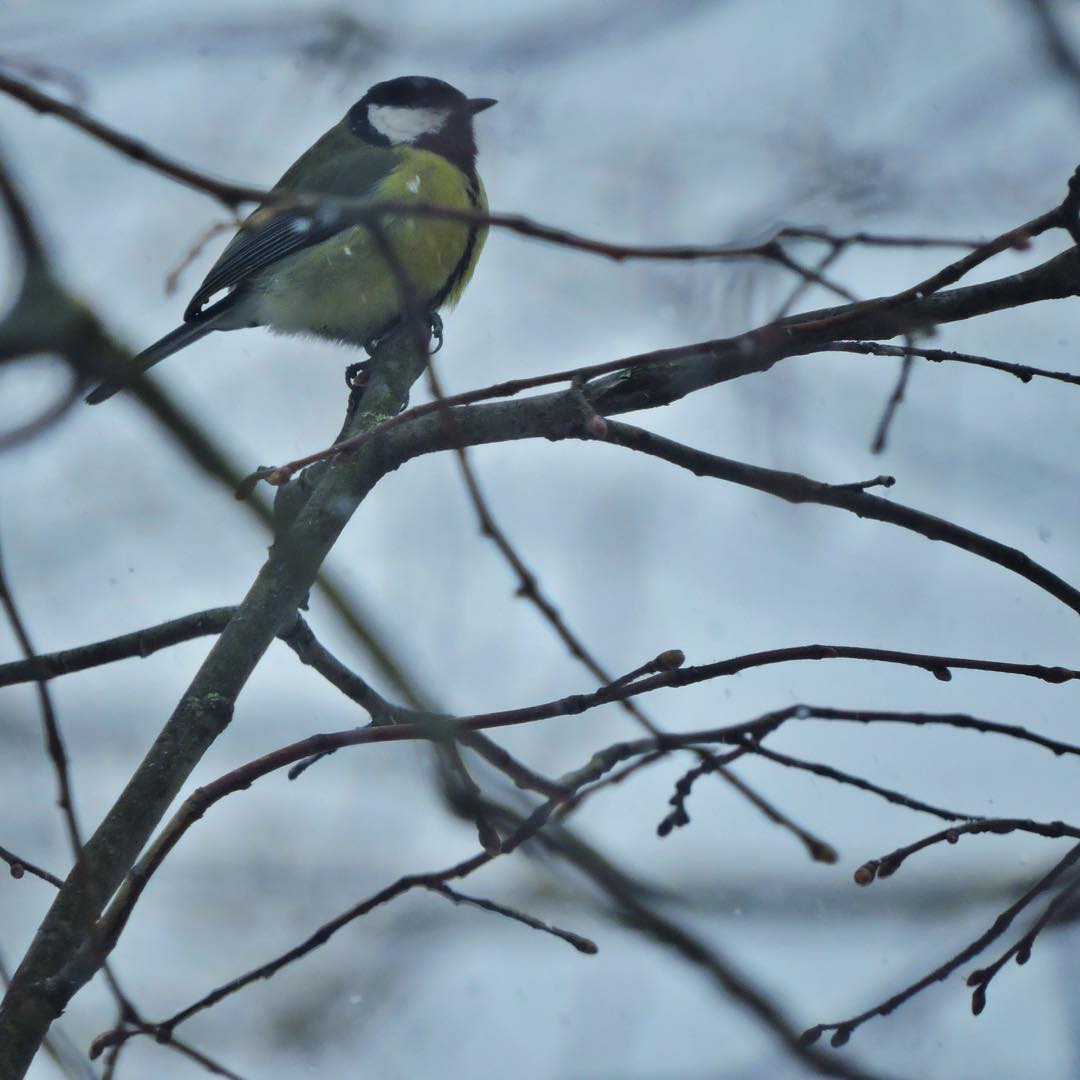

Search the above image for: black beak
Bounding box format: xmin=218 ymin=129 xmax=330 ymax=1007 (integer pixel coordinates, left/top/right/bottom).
xmin=467 ymin=97 xmax=498 ymax=115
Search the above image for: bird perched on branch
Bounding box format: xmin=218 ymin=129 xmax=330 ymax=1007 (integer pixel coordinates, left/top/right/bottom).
xmin=86 ymin=75 xmax=496 ymax=404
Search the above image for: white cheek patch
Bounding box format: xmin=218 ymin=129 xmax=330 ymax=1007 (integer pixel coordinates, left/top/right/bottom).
xmin=367 ymin=104 xmax=449 ymax=144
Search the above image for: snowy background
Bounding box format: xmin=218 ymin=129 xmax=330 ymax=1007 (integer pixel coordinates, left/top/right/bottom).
xmin=2 ymin=1 xmax=1080 ymax=1077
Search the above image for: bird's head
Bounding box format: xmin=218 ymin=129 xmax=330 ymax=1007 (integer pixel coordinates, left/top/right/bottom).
xmin=350 ymin=76 xmax=496 ymax=173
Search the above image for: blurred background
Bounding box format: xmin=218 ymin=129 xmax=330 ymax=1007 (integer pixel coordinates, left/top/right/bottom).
xmin=2 ymin=1 xmax=1080 ymax=1077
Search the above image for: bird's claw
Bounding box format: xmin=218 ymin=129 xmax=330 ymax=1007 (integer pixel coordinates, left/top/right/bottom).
xmin=345 ymin=360 xmax=369 ymax=391
xmin=428 ymin=312 xmax=444 ymax=354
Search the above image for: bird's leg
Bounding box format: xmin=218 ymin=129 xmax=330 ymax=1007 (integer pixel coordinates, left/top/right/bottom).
xmin=344 ymin=359 xmax=369 ymax=390
xmin=428 ymin=311 xmax=444 ymax=354
xmin=339 ymin=359 xmax=371 ymax=433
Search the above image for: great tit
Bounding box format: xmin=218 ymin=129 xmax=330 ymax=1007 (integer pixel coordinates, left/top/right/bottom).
xmin=86 ymin=75 xmax=496 ymax=404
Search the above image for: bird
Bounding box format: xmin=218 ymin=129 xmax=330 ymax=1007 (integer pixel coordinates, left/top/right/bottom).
xmin=86 ymin=75 xmax=496 ymax=404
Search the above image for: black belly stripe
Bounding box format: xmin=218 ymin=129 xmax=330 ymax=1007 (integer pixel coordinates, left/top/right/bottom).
xmin=370 ymin=176 xmax=482 ymax=342
xmin=431 ymin=176 xmax=482 ymax=309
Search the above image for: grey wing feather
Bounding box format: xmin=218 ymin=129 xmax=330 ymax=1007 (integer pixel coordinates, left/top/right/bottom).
xmin=183 ymin=122 xmax=396 ymax=322
xmin=184 ymin=209 xmax=343 ymax=320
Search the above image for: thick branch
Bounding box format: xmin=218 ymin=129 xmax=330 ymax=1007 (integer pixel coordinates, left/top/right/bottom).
xmin=0 ymin=331 xmax=431 ymax=1076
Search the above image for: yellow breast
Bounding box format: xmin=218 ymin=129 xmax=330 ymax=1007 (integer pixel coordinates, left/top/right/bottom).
xmin=254 ymin=149 xmax=487 ymax=346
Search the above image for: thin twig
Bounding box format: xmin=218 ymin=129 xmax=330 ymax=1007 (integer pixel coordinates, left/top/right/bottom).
xmin=90 ymin=752 xmax=878 ymax=1080
xmin=870 ymin=349 xmax=913 ymax=454
xmin=600 ymin=421 xmax=1080 ymax=618
xmin=710 ymin=765 xmax=838 ymax=864
xmin=830 ymin=339 xmax=1080 ymax=387
xmin=854 ymin=819 xmax=1080 ymax=886
xmin=81 ymin=647 xmax=1080 ymax=969
xmin=0 ymin=70 xmax=990 ymax=274
xmin=804 ymin=842 xmax=1080 ymax=1048
xmin=426 ymin=882 xmax=598 ymax=954
xmin=0 ymin=844 xmax=62 ymax=889
xmin=747 ymin=744 xmax=979 ymax=822
xmin=965 ymin=869 xmax=1080 ymax=1015
xmin=0 ymin=544 xmax=87 ymax=897
xmin=751 ymin=704 xmax=1080 ymax=759
xmin=164 ymin=219 xmax=240 ymax=295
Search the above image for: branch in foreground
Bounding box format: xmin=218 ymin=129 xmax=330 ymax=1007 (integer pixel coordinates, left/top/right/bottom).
xmin=280 ymin=615 xmax=565 ymax=799
xmin=83 ymin=644 xmax=1080 ymax=973
xmin=427 ymin=882 xmax=597 ymax=954
xmin=91 ymin=755 xmax=879 ymax=1080
xmin=965 ymin=869 xmax=1080 ymax=1015
xmin=747 ymin=744 xmax=979 ymax=823
xmin=762 ymin=704 xmax=1080 ymax=759
xmin=830 ymin=340 xmax=1080 ymax=387
xmin=659 ymin=753 xmax=838 ymax=863
xmin=0 ymin=544 xmax=87 ymax=901
xmin=804 ymin=840 xmax=1080 ymax=1048
xmin=0 ymin=330 xmax=433 ymax=1077
xmin=854 ymin=819 xmax=1080 ymax=886
xmin=0 ymin=607 xmax=237 ymax=688
xmin=0 ymin=845 xmax=62 ymax=889
xmin=598 ymin=421 xmax=1080 ymax=618
xmin=869 ymin=348 xmax=913 ymax=454
xmin=0 ymin=68 xmax=972 ymax=283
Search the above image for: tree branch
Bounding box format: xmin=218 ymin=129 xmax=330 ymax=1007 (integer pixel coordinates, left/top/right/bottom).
xmin=0 ymin=607 xmax=237 ymax=688
xmin=0 ymin=329 xmax=432 ymax=1076
xmin=804 ymin=840 xmax=1080 ymax=1048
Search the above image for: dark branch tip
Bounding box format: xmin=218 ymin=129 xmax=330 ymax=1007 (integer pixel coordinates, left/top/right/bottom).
xmin=811 ymin=841 xmax=840 ymax=865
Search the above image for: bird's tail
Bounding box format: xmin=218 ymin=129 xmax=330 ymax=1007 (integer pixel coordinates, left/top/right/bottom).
xmin=85 ymin=318 xmax=218 ymax=404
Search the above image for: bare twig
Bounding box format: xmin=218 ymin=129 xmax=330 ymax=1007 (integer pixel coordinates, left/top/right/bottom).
xmin=164 ymin=219 xmax=241 ymax=294
xmin=804 ymin=841 xmax=1080 ymax=1048
xmin=748 ymin=704 xmax=1080 ymax=759
xmin=854 ymin=819 xmax=1080 ymax=886
xmin=657 ymin=747 xmax=753 ymax=836
xmin=89 ymin=753 xmax=879 ymax=1080
xmin=786 ymin=170 xmax=1080 ymax=339
xmin=0 ymin=607 xmax=237 ymax=688
xmin=772 ymin=239 xmax=847 ymax=319
xmin=710 ymin=764 xmax=838 ymax=864
xmin=553 ymin=749 xmax=671 ymax=820
xmin=869 ymin=348 xmax=913 ymax=454
xmin=965 ymin=869 xmax=1080 ymax=1015
xmin=79 ymin=645 xmax=1080 ymax=968
xmin=427 ymin=882 xmax=597 ymax=954
xmin=830 ymin=339 xmax=1080 ymax=387
xmin=747 ymin=744 xmax=980 ymax=822
xmin=0 ymin=71 xmax=993 ymax=278
xmin=600 ymin=421 xmax=1080 ymax=617
xmin=0 ymin=845 xmax=62 ymax=889
xmin=0 ymin=546 xmax=87 ymax=896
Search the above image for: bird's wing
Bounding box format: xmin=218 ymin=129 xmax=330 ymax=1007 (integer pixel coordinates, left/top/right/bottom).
xmin=184 ymin=122 xmax=397 ymax=321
